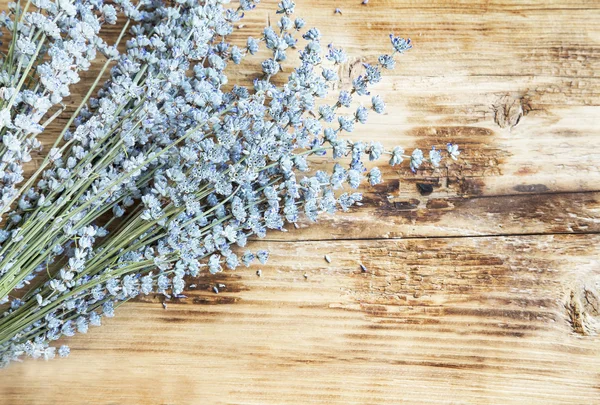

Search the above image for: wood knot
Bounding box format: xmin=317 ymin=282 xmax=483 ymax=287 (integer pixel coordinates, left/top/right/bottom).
xmin=493 ymin=95 xmax=526 ymax=130
xmin=565 ymin=271 xmax=600 ymax=336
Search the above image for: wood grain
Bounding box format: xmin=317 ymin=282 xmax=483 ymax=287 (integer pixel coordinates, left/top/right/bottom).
xmin=1 ymin=0 xmax=600 ymax=404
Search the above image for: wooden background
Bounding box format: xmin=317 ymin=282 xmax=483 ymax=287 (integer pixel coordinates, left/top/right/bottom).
xmin=2 ymin=0 xmax=600 ymax=403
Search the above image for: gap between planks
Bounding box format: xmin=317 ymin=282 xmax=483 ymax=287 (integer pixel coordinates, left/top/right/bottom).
xmin=261 ymin=229 xmax=600 ymax=243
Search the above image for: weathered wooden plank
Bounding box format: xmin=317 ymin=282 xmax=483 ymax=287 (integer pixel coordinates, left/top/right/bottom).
xmin=239 ymin=0 xmax=600 ymax=196
xmin=268 ymin=190 xmax=600 ymax=240
xmin=1 ymin=235 xmax=599 ymax=404
xmin=26 ymin=0 xmax=600 ymax=199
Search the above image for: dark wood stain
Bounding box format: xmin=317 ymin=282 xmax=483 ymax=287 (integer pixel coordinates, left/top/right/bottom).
xmin=416 ymin=183 xmax=435 ymax=196
xmin=192 ymin=296 xmax=241 ymax=305
xmin=426 ymin=198 xmax=454 ymax=210
xmin=458 ymin=177 xmax=486 ymax=196
xmin=513 ymin=184 xmax=550 ymax=193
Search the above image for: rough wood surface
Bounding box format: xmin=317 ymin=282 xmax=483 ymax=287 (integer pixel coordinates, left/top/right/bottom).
xmin=2 ymin=0 xmax=600 ymax=404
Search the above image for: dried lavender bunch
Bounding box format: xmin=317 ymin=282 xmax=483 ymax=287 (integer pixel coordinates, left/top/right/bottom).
xmin=0 ymin=0 xmax=459 ymax=366
xmin=0 ymin=0 xmax=264 ymax=362
xmin=0 ymin=0 xmax=139 ymax=216
xmin=0 ymin=0 xmax=260 ymax=311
